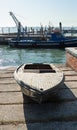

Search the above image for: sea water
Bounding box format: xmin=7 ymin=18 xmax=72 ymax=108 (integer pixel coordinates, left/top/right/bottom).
xmin=0 ymin=45 xmax=66 ymax=69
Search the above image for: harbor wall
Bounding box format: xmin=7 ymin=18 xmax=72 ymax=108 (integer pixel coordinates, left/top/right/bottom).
xmin=66 ymin=47 xmax=77 ymax=71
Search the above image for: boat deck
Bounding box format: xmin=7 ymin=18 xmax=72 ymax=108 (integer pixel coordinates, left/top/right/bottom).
xmin=0 ymin=64 xmax=77 ymax=129
xmin=15 ymin=64 xmax=64 ymax=92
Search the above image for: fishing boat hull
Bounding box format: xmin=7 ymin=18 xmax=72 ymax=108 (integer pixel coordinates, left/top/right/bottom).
xmin=14 ymin=63 xmax=64 ymax=103
xmin=9 ymin=32 xmax=77 ymax=48
xmin=9 ymin=39 xmax=77 ymax=48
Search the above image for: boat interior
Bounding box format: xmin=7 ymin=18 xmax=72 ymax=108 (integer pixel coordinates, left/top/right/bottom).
xmin=24 ymin=63 xmax=56 ymax=73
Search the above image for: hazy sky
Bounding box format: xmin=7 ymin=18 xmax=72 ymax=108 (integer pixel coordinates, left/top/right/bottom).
xmin=0 ymin=0 xmax=77 ymax=27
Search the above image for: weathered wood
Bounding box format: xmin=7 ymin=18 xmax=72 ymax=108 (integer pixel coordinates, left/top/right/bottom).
xmin=0 ymin=81 xmax=77 ymax=93
xmin=0 ymin=81 xmax=77 ymax=92
xmin=14 ymin=64 xmax=64 ymax=92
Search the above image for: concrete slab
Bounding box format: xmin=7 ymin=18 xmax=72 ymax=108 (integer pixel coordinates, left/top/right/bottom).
xmin=0 ymin=83 xmax=20 ymax=92
xmin=65 ymin=75 xmax=77 ymax=81
xmin=0 ymin=78 xmax=16 ymax=83
xmin=0 ymin=65 xmax=77 ymax=129
xmin=0 ymin=101 xmax=77 ymax=124
xmin=0 ymin=88 xmax=77 ymax=104
xmin=0 ymin=122 xmax=77 ymax=130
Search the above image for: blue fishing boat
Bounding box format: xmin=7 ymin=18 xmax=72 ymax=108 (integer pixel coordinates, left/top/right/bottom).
xmin=9 ymin=31 xmax=77 ymax=48
xmin=9 ymin=12 xmax=77 ymax=48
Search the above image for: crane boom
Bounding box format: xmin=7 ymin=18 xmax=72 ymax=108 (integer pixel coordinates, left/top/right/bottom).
xmin=9 ymin=12 xmax=20 ymax=27
xmin=9 ymin=11 xmax=24 ymax=39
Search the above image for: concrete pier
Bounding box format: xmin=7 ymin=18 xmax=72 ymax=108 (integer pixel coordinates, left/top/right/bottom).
xmin=0 ymin=64 xmax=77 ymax=129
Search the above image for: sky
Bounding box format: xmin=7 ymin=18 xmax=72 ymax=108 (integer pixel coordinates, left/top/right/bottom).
xmin=0 ymin=0 xmax=77 ymax=27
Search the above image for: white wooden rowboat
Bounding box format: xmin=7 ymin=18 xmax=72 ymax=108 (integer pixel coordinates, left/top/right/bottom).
xmin=14 ymin=63 xmax=64 ymax=103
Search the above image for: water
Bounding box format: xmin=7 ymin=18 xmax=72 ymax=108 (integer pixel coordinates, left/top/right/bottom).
xmin=0 ymin=45 xmax=66 ymax=68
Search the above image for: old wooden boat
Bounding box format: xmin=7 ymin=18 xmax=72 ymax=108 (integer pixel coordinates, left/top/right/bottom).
xmin=14 ymin=63 xmax=64 ymax=103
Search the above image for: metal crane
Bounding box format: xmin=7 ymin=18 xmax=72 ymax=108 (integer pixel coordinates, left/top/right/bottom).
xmin=9 ymin=11 xmax=24 ymax=39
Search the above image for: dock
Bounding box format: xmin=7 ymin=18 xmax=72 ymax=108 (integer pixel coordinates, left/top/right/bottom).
xmin=0 ymin=64 xmax=77 ymax=129
xmin=0 ymin=30 xmax=77 ymax=45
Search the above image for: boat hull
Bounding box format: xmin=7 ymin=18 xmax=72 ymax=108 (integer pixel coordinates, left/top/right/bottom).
xmin=20 ymin=80 xmax=63 ymax=103
xmin=9 ymin=40 xmax=77 ymax=48
xmin=14 ymin=63 xmax=64 ymax=103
